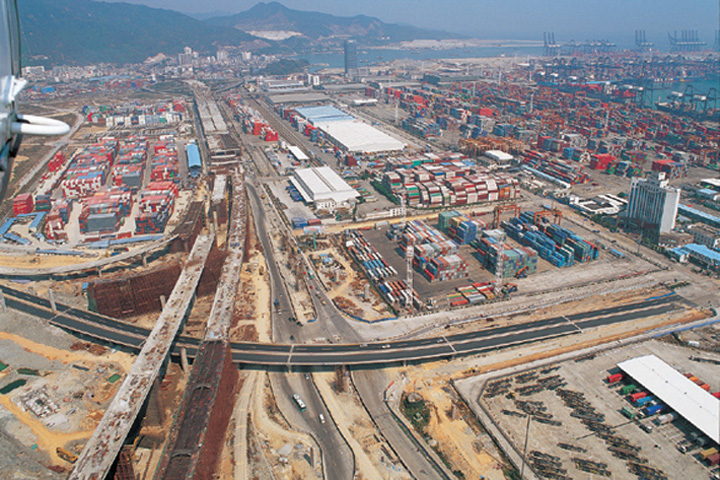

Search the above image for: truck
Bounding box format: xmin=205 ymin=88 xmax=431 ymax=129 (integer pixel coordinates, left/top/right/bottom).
xmin=292 ymin=393 xmax=306 ymax=412
xmin=701 ymin=448 xmax=720 ymax=461
xmin=643 ymin=404 xmax=663 ymax=416
xmin=621 ymin=406 xmax=636 ymax=419
xmin=654 ymin=413 xmax=677 ymax=425
xmin=621 ymin=384 xmax=637 ymax=395
xmin=629 ymin=391 xmax=647 ymax=402
xmin=57 ymin=447 xmax=78 ymax=464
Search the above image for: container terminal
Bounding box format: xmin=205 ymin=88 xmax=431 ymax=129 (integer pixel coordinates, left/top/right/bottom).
xmin=0 ymin=37 xmax=718 ymax=480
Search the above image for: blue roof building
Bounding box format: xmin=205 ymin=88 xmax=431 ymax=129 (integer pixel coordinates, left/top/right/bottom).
xmin=671 ymin=243 xmax=720 ymax=271
xmin=186 ymin=144 xmax=201 ymax=170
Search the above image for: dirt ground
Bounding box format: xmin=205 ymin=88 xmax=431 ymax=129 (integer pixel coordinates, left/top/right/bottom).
xmin=248 ymin=373 xmax=322 ymax=480
xmin=132 ymin=362 xmax=189 ymax=479
xmin=0 ymin=331 xmax=133 ymax=466
xmin=230 ymin=211 xmax=271 ymax=342
xmin=401 ymin=375 xmax=507 ymax=480
xmin=309 ymin=240 xmax=392 ymax=321
xmin=314 ymin=371 xmax=412 ymax=480
xmin=390 ymin=289 xmax=710 ymax=479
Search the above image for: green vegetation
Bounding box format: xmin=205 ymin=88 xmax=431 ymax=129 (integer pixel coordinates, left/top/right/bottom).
xmin=206 ymin=1 xmax=455 ymax=42
xmin=260 ymin=59 xmax=310 ymax=76
xmin=0 ymin=379 xmax=27 ymax=395
xmin=666 ymin=281 xmax=691 ymax=290
xmin=20 ymin=0 xmax=260 ymax=65
xmin=370 ymin=180 xmax=399 ymax=204
xmin=402 ymin=396 xmax=430 ymax=432
xmin=591 ymin=214 xmax=618 ymax=231
xmin=503 ymin=466 xmax=521 ymax=480
xmin=0 ymin=361 xmax=7 ymax=372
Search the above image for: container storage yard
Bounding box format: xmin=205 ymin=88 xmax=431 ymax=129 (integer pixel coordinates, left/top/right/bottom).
xmin=473 ymin=339 xmax=720 ymax=480
xmin=2 ymin=30 xmax=718 ymax=480
xmin=1 ymin=108 xmax=195 ymax=253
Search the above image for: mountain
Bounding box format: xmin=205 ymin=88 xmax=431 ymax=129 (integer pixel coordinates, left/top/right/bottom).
xmin=207 ymin=2 xmax=456 ymax=43
xmin=19 ymin=0 xmax=260 ymax=65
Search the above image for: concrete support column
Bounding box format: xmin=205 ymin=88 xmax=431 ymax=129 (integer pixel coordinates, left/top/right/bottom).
xmin=48 ymin=288 xmax=57 ymax=313
xmin=180 ymin=347 xmax=190 ymax=374
xmin=160 ymin=295 xmax=167 ymax=309
xmin=0 ymin=291 xmax=6 ymax=313
xmin=142 ymin=254 xmax=148 ymax=267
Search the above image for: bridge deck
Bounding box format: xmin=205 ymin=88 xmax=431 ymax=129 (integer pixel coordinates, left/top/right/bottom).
xmin=205 ymin=168 xmax=245 ymax=341
xmin=69 ymin=233 xmax=215 ymax=480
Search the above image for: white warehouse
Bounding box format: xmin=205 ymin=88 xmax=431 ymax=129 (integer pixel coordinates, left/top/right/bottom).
xmin=291 ymin=167 xmax=360 ymax=211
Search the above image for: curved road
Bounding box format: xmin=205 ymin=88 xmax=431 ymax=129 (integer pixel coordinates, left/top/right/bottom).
xmin=1 ymin=285 xmax=679 ymax=366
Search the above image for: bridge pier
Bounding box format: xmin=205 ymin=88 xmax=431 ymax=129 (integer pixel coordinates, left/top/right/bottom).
xmin=180 ymin=347 xmax=190 ymax=374
xmin=0 ymin=291 xmax=5 ymax=313
xmin=142 ymin=254 xmax=147 ymax=267
xmin=48 ymin=288 xmax=57 ymax=313
xmin=160 ymin=295 xmax=167 ymax=309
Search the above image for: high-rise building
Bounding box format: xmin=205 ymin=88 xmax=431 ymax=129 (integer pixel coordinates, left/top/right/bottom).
xmin=626 ymin=172 xmax=681 ymax=239
xmin=344 ymin=40 xmax=358 ymax=77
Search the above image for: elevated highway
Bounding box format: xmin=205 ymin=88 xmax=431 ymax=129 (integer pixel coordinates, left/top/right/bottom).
xmin=1 ymin=285 xmax=680 ymax=367
xmin=67 ymin=233 xmax=215 ymax=480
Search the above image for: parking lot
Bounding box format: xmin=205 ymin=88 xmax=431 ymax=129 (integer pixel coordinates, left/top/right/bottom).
xmin=478 ymin=339 xmax=720 ymax=480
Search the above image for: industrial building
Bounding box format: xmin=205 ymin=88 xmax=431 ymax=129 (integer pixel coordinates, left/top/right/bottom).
xmin=625 ymin=172 xmax=681 ymax=238
xmin=679 ymin=204 xmax=720 ymax=229
xmin=294 ymin=105 xmax=406 ymax=154
xmin=569 ymin=194 xmax=628 ymax=216
xmin=688 ymin=224 xmax=720 ymax=250
xmin=617 ymin=354 xmax=719 ymax=444
xmin=186 ymin=143 xmax=202 ymax=176
xmin=483 ymin=150 xmax=514 ymax=165
xmin=670 ymin=243 xmax=720 ymax=271
xmin=290 ymin=166 xmax=359 ymax=211
xmin=288 ymin=145 xmax=309 ymax=163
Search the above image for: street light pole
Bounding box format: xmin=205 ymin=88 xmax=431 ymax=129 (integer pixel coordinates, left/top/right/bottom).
xmin=519 ymin=414 xmax=532 ymax=479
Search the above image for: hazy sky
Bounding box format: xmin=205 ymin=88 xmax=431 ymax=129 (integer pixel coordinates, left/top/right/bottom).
xmin=97 ymin=0 xmax=719 ymax=44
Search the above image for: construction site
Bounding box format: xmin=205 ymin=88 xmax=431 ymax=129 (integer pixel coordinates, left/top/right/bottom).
xmin=0 ymin=37 xmax=718 ymax=480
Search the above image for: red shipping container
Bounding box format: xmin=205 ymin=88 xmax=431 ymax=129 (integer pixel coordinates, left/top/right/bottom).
xmin=606 ymin=373 xmax=623 ymax=384
xmin=13 ymin=193 xmax=34 ymax=215
xmin=629 ymin=392 xmax=647 ymax=402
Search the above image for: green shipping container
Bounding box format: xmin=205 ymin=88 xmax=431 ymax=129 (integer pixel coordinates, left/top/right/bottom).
xmin=621 ymin=384 xmax=637 ymax=395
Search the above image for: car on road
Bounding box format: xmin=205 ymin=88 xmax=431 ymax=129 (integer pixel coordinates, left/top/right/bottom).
xmin=318 ymin=413 xmax=326 ymax=424
xmin=382 ymin=344 xmax=391 ymax=349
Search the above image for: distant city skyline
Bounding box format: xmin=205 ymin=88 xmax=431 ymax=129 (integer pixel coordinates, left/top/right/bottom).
xmin=96 ymin=0 xmax=719 ymax=43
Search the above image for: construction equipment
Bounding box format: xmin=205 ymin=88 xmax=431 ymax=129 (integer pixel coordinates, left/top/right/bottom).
xmin=533 ymin=208 xmax=563 ymax=226
xmin=515 ymin=266 xmax=529 ymax=279
xmin=57 ymin=447 xmax=78 ymax=464
xmin=493 ymin=204 xmax=521 ymax=229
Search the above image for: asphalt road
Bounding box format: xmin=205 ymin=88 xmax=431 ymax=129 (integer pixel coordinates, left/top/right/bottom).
xmin=353 ymin=368 xmax=451 ymax=480
xmin=246 ymin=176 xmax=355 ymax=480
xmin=0 ymin=286 xmax=679 ymax=366
xmin=271 ymin=372 xmax=355 ymax=480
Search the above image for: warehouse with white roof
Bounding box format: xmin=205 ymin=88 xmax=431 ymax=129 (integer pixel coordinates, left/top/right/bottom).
xmin=291 ymin=167 xmax=359 ymax=211
xmin=294 ymin=105 xmax=406 ymax=154
xmin=617 ymin=354 xmax=719 ymax=444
